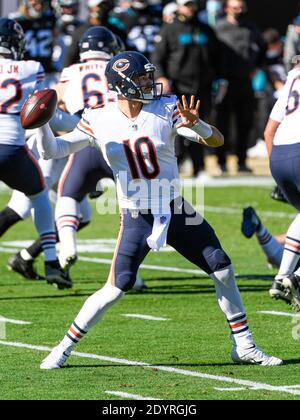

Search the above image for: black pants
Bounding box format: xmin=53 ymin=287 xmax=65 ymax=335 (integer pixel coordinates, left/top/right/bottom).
xmin=216 ymin=78 xmax=255 ymax=167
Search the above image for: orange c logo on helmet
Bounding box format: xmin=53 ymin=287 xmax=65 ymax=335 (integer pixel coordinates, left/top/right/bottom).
xmin=112 ymin=59 xmax=130 ymax=73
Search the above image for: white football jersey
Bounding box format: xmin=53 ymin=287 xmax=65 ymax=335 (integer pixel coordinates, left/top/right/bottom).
xmin=271 ymin=66 xmax=300 ymax=145
xmin=76 ymin=96 xmax=182 ymax=211
xmin=60 ymin=60 xmax=116 ymax=115
xmin=0 ymin=58 xmax=46 ymax=146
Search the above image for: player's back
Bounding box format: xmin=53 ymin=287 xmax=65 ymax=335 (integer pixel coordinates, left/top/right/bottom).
xmin=61 ymin=60 xmax=116 ymax=115
xmin=0 ymin=59 xmax=45 ymax=145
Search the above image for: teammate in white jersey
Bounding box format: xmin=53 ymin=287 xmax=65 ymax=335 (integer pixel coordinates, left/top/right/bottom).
xmin=37 ymin=51 xmax=282 ymax=368
xmin=265 ymin=61 xmax=300 ymax=310
xmin=54 ymin=26 xmax=117 ymax=270
xmin=0 ymin=17 xmax=70 ymax=288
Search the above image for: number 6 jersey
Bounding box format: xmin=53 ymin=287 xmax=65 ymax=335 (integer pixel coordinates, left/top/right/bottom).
xmin=59 ymin=60 xmax=116 ymax=115
xmin=0 ymin=59 xmax=46 ymax=145
xmin=77 ymin=96 xmax=182 ymax=211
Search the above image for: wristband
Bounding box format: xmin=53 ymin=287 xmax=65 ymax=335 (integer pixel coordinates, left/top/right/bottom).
xmin=190 ymin=119 xmax=213 ymax=139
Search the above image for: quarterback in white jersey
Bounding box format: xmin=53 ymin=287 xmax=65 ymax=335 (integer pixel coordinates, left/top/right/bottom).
xmin=38 ymin=51 xmax=282 ymax=369
xmin=265 ymin=61 xmax=300 ymax=311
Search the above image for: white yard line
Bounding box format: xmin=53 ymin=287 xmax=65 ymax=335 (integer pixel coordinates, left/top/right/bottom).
xmin=0 ymin=340 xmax=299 ymax=397
xmin=79 ymin=256 xmax=205 ymax=275
xmin=105 ymin=391 xmax=161 ymax=400
xmin=0 ymin=317 xmax=32 ymax=325
xmin=202 ymin=206 xmax=294 ymax=220
xmin=214 ymin=387 xmax=249 ymax=392
xmin=122 ymin=314 xmax=170 ymax=321
xmin=258 ymin=311 xmax=300 ymax=318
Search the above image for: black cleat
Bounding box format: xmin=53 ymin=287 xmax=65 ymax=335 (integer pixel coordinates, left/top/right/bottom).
xmin=241 ymin=207 xmax=261 ymax=239
xmin=282 ymin=274 xmax=300 ymax=312
xmin=269 ymin=279 xmax=292 ymax=304
xmin=7 ymin=252 xmax=44 ymax=280
xmin=45 ymin=260 xmax=73 ymax=290
xmin=270 ymin=185 xmax=288 ymax=204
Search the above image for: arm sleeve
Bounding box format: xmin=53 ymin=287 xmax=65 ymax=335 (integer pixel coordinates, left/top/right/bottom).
xmin=49 ymin=109 xmax=80 ymax=133
xmin=176 ymin=126 xmax=201 ymax=143
xmin=36 ymin=124 xmax=91 ymax=160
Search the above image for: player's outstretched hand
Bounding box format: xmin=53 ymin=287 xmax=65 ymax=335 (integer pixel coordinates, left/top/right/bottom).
xmin=175 ymin=95 xmax=200 ymax=129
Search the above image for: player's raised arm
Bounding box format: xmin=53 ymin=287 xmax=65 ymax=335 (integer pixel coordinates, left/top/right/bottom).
xmin=175 ymin=95 xmax=224 ymax=148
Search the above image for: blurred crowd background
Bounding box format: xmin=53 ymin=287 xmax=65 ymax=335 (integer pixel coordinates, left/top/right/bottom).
xmin=1 ymin=0 xmax=300 ymax=179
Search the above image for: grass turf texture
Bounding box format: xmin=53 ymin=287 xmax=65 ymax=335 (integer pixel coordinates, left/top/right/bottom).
xmin=0 ymin=186 xmax=300 ymax=400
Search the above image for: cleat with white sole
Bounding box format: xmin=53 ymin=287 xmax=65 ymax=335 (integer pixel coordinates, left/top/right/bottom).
xmin=40 ymin=345 xmax=71 ymax=370
xmin=269 ymin=279 xmax=292 ymax=304
xmin=59 ymin=253 xmax=78 ymax=271
xmin=282 ymin=274 xmax=300 ymax=312
xmin=231 ymin=345 xmax=283 ymax=366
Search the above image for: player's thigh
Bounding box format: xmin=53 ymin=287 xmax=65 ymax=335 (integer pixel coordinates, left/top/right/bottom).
xmin=109 ymin=210 xmax=152 ymax=292
xmin=167 ymin=197 xmax=231 ymax=274
xmin=0 ymin=145 xmax=44 ymax=196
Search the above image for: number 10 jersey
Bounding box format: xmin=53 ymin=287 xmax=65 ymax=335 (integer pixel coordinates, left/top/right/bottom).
xmin=77 ymin=96 xmax=182 ymax=212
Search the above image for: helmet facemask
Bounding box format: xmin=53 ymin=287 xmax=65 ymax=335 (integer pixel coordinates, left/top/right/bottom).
xmin=114 ymin=64 xmax=162 ymax=103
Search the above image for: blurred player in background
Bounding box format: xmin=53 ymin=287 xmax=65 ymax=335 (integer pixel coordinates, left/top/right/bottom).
xmin=9 ymin=0 xmax=58 ymax=86
xmin=265 ymin=55 xmax=300 ymax=311
xmin=52 ymin=0 xmax=83 ymax=75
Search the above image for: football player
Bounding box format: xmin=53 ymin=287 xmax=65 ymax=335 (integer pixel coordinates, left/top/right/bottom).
xmin=264 ymin=56 xmax=300 ymax=311
xmin=37 ymin=51 xmax=282 ymax=368
xmin=52 ymin=0 xmax=83 ymax=74
xmin=9 ymin=0 xmax=57 ymax=86
xmin=54 ymin=26 xmax=117 ymax=271
xmin=53 ymin=26 xmax=147 ymax=290
xmin=0 ymin=18 xmax=69 ymax=288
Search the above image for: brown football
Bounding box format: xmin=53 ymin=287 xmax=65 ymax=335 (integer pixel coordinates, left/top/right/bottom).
xmin=20 ymin=89 xmax=57 ymax=129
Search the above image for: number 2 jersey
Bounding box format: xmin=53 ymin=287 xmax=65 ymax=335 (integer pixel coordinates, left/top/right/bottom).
xmin=271 ymin=66 xmax=300 ymax=145
xmin=76 ymin=96 xmax=182 ymax=211
xmin=59 ymin=60 xmax=116 ymax=115
xmin=0 ymin=59 xmax=46 ymax=146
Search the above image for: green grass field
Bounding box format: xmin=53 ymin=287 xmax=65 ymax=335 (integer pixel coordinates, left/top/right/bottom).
xmin=0 ymin=185 xmax=300 ymax=400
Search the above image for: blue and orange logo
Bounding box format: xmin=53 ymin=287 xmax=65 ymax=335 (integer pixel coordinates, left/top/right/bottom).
xmin=112 ymin=59 xmax=130 ymax=73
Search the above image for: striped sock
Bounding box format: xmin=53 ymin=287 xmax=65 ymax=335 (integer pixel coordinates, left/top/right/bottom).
xmin=40 ymin=231 xmax=57 ymax=262
xmin=277 ymin=215 xmax=300 ymax=279
xmin=56 ymin=215 xmax=80 ymax=232
xmin=277 ymin=236 xmax=300 ymax=279
xmin=61 ymin=322 xmax=87 ymax=351
xmin=228 ymin=314 xmax=253 ymax=348
xmin=256 ymin=226 xmax=283 ymax=267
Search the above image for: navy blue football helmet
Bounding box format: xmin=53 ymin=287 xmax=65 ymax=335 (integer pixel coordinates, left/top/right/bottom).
xmin=79 ymin=26 xmax=118 ymax=61
xmin=105 ymin=51 xmax=162 ymax=103
xmin=0 ymin=18 xmax=25 ymax=60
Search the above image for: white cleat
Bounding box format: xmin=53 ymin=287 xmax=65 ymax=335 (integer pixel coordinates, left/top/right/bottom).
xmin=231 ymin=345 xmax=283 ymax=366
xmin=40 ymin=345 xmax=71 ymax=370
